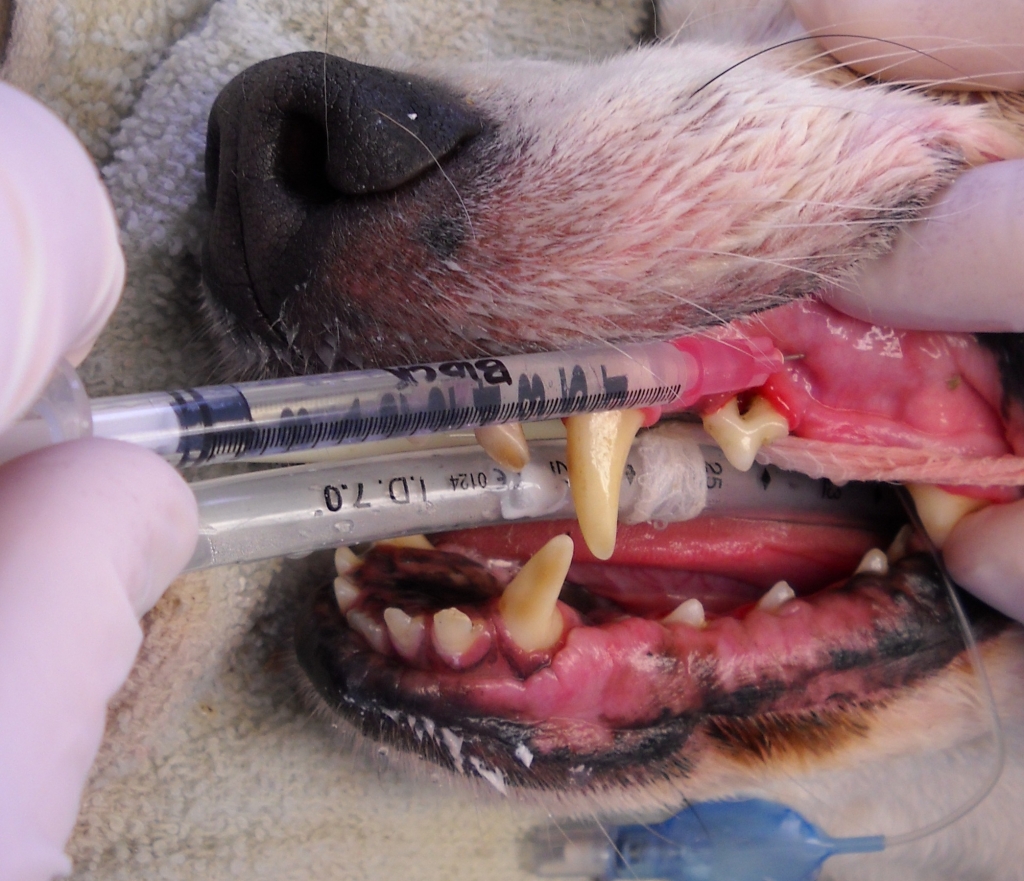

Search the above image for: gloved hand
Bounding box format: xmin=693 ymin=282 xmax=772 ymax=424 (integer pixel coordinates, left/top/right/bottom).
xmin=0 ymin=83 xmax=198 ymax=881
xmin=793 ymin=0 xmax=1024 ymax=621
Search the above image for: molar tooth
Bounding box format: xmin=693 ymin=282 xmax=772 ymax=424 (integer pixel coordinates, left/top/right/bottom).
xmin=475 ymin=423 xmax=530 ymax=470
xmin=498 ymin=534 xmax=574 ymax=652
xmin=345 ymin=610 xmax=390 ymax=654
xmin=432 ymin=607 xmax=485 ymax=663
xmin=384 ymin=607 xmax=425 ymax=658
xmin=374 ymin=534 xmax=433 ymax=550
xmin=906 ymin=484 xmax=989 ymax=548
xmin=334 ymin=546 xmax=360 ymax=576
xmin=663 ymin=598 xmax=706 ymax=628
xmin=564 ymin=409 xmax=645 ymax=560
xmin=702 ymin=395 xmax=789 ymax=472
xmin=855 ymin=548 xmax=889 ymax=575
xmin=333 ymin=575 xmax=361 ymax=612
xmin=756 ymin=580 xmax=796 ymax=612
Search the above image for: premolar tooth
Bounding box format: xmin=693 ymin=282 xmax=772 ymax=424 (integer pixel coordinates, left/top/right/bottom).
xmin=564 ymin=409 xmax=645 ymax=560
xmin=855 ymin=548 xmax=889 ymax=575
xmin=702 ymin=396 xmax=789 ymax=472
xmin=906 ymin=484 xmax=989 ymax=548
xmin=756 ymin=580 xmax=796 ymax=612
xmin=498 ymin=534 xmax=574 ymax=652
xmin=432 ymin=608 xmax=485 ymax=664
xmin=475 ymin=423 xmax=530 ymax=470
xmin=333 ymin=575 xmax=361 ymax=612
xmin=334 ymin=546 xmax=360 ymax=575
xmin=384 ymin=607 xmax=425 ymax=658
xmin=346 ymin=610 xmax=390 ymax=654
xmin=663 ymin=598 xmax=706 ymax=628
xmin=375 ymin=534 xmax=433 ymax=550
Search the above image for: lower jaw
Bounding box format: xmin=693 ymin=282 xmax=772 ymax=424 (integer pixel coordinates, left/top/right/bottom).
xmin=294 ymin=515 xmax=1010 ymax=793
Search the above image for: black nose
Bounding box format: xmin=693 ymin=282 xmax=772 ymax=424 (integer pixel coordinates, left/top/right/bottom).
xmin=203 ymin=52 xmax=484 ymax=341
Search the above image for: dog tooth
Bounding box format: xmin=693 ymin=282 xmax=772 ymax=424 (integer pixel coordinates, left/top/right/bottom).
xmin=475 ymin=423 xmax=530 ymax=470
xmin=906 ymin=484 xmax=989 ymax=548
xmin=498 ymin=534 xmax=574 ymax=652
xmin=662 ymin=598 xmax=706 ymax=628
xmin=333 ymin=576 xmax=361 ymax=612
xmin=886 ymin=525 xmax=913 ymax=563
xmin=564 ymin=409 xmax=645 ymax=560
xmin=432 ymin=608 xmax=485 ymax=663
xmin=855 ymin=548 xmax=889 ymax=575
xmin=756 ymin=580 xmax=796 ymax=612
xmin=345 ymin=610 xmax=391 ymax=654
xmin=334 ymin=546 xmax=360 ymax=575
xmin=702 ymin=396 xmax=789 ymax=472
xmin=384 ymin=607 xmax=426 ymax=658
xmin=375 ymin=534 xmax=433 ymax=550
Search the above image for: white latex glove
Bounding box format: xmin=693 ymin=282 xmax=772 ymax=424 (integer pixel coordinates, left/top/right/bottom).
xmin=793 ymin=0 xmax=1024 ymax=622
xmin=0 ymin=83 xmax=199 ymax=881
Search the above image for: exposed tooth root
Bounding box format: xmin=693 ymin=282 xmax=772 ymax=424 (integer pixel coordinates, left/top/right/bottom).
xmin=887 ymin=525 xmax=913 ymax=563
xmin=432 ymin=607 xmax=486 ymax=665
xmin=475 ymin=423 xmax=530 ymax=470
xmin=334 ymin=546 xmax=360 ymax=576
xmin=374 ymin=534 xmax=433 ymax=550
xmin=384 ymin=607 xmax=425 ymax=658
xmin=756 ymin=580 xmax=796 ymax=612
xmin=702 ymin=396 xmax=789 ymax=472
xmin=333 ymin=575 xmax=361 ymax=612
xmin=663 ymin=598 xmax=706 ymax=628
xmin=564 ymin=409 xmax=645 ymax=560
xmin=498 ymin=534 xmax=574 ymax=652
xmin=345 ymin=610 xmax=390 ymax=654
xmin=855 ymin=548 xmax=889 ymax=575
xmin=906 ymin=484 xmax=989 ymax=548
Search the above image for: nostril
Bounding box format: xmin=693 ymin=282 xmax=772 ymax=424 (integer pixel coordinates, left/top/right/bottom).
xmin=276 ymin=112 xmax=340 ymax=204
xmin=205 ymin=113 xmax=221 ymax=209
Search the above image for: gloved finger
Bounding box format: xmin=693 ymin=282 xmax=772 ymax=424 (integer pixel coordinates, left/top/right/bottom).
xmin=820 ymin=161 xmax=1024 ymax=332
xmin=945 ymin=499 xmax=1024 ymax=623
xmin=791 ymin=0 xmax=1024 ymax=90
xmin=0 ymin=82 xmax=125 ymax=432
xmin=0 ymin=439 xmax=198 ymax=881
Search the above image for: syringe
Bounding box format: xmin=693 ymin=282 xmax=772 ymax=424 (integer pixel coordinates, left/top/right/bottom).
xmin=184 ymin=425 xmax=895 ymax=571
xmin=0 ymin=335 xmax=783 ymax=468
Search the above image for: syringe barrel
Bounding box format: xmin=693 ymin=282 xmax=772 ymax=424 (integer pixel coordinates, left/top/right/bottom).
xmin=95 ymin=342 xmax=692 ymax=467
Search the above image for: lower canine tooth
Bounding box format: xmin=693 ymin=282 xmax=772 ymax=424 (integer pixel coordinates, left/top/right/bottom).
xmin=856 ymin=548 xmax=889 ymax=575
xmin=702 ymin=395 xmax=788 ymax=472
xmin=756 ymin=580 xmax=796 ymax=612
xmin=432 ymin=608 xmax=485 ymax=661
xmin=475 ymin=423 xmax=530 ymax=470
xmin=346 ymin=610 xmax=391 ymax=654
xmin=334 ymin=576 xmax=361 ymax=612
xmin=499 ymin=534 xmax=574 ymax=652
xmin=384 ymin=607 xmax=425 ymax=658
xmin=565 ymin=409 xmax=645 ymax=560
xmin=663 ymin=598 xmax=706 ymax=628
xmin=906 ymin=484 xmax=989 ymax=548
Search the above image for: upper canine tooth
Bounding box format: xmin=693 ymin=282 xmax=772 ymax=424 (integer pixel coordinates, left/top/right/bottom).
xmin=564 ymin=409 xmax=644 ymax=560
xmin=334 ymin=575 xmax=361 ymax=612
xmin=334 ymin=546 xmax=360 ymax=575
xmin=663 ymin=598 xmax=706 ymax=628
xmin=756 ymin=580 xmax=796 ymax=612
xmin=432 ymin=607 xmax=485 ymax=663
xmin=702 ymin=396 xmax=788 ymax=472
xmin=855 ymin=548 xmax=889 ymax=575
xmin=905 ymin=484 xmax=989 ymax=548
xmin=384 ymin=607 xmax=426 ymax=658
xmin=498 ymin=534 xmax=574 ymax=652
xmin=475 ymin=423 xmax=530 ymax=470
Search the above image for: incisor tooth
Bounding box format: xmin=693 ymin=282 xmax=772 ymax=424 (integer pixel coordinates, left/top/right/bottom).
xmin=906 ymin=484 xmax=989 ymax=548
xmin=855 ymin=548 xmax=889 ymax=575
xmin=346 ymin=610 xmax=390 ymax=653
xmin=375 ymin=534 xmax=433 ymax=550
xmin=663 ymin=598 xmax=706 ymax=628
xmin=384 ymin=607 xmax=425 ymax=657
xmin=475 ymin=423 xmax=530 ymax=470
xmin=333 ymin=575 xmax=361 ymax=612
xmin=702 ymin=396 xmax=788 ymax=472
xmin=564 ymin=409 xmax=645 ymax=560
xmin=756 ymin=580 xmax=796 ymax=612
xmin=432 ymin=607 xmax=484 ymax=659
xmin=498 ymin=534 xmax=574 ymax=652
